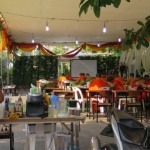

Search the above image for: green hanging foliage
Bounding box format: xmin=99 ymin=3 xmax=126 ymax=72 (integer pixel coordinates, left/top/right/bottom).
xmin=122 ymin=15 xmax=150 ymax=50
xmin=79 ymin=0 xmax=130 ymax=18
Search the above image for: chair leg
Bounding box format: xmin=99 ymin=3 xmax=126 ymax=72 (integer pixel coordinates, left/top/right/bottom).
xmin=82 ymin=101 xmax=85 ymax=112
xmin=10 ymin=132 xmax=14 ymax=150
xmin=141 ymin=107 xmax=142 ymax=123
xmin=142 ymin=99 xmax=145 ymax=111
xmin=93 ymin=110 xmax=95 ymax=120
xmin=140 ymin=103 xmax=143 ymax=122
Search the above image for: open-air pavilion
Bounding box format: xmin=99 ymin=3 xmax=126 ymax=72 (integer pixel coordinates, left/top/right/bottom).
xmin=1 ymin=1 xmax=150 ymax=150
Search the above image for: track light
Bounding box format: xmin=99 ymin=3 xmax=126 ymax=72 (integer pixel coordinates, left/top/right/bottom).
xmin=103 ymin=22 xmax=107 ymax=33
xmin=118 ymin=36 xmax=121 ymax=42
xmin=45 ymin=22 xmax=49 ymax=31
xmin=32 ymin=33 xmax=34 ymax=43
xmin=97 ymin=43 xmax=100 ymax=47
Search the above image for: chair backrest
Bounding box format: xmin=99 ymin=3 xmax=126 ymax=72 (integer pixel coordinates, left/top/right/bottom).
xmin=99 ymin=90 xmax=112 ymax=98
xmin=128 ymin=90 xmax=142 ymax=97
xmin=72 ymin=87 xmax=84 ymax=100
xmin=99 ymin=87 xmax=110 ymax=91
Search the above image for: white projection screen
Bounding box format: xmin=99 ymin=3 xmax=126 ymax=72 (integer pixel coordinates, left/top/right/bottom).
xmin=71 ymin=60 xmax=97 ymax=77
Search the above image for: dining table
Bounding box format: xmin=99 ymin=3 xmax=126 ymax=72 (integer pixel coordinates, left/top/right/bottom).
xmin=53 ymin=89 xmax=75 ymax=99
xmin=44 ymin=87 xmax=63 ymax=94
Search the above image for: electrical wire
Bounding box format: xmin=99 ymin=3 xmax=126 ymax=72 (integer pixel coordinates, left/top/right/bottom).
xmin=2 ymin=11 xmax=145 ymax=22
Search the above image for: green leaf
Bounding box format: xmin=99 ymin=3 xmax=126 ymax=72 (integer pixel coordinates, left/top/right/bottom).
xmin=131 ymin=33 xmax=136 ymax=41
xmin=137 ymin=21 xmax=144 ymax=27
xmin=93 ymin=6 xmax=100 ymax=18
xmin=126 ymin=0 xmax=130 ymax=2
xmin=79 ymin=1 xmax=90 ymax=17
xmin=93 ymin=0 xmax=100 ymax=7
xmin=141 ymin=38 xmax=149 ymax=48
xmin=106 ymin=0 xmax=112 ymax=5
xmin=101 ymin=0 xmax=107 ymax=7
xmin=145 ymin=15 xmax=150 ymax=20
xmin=101 ymin=0 xmax=112 ymax=7
xmin=79 ymin=0 xmax=86 ymax=6
xmin=136 ymin=43 xmax=141 ymax=50
xmin=113 ymin=0 xmax=121 ymax=8
xmin=136 ymin=39 xmax=142 ymax=50
xmin=145 ymin=28 xmax=150 ymax=37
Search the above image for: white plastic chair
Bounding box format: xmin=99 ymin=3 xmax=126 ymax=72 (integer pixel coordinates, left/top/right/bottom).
xmin=72 ymin=87 xmax=86 ymax=112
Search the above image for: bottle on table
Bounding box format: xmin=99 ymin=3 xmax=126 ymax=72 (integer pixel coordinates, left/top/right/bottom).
xmin=17 ymin=94 xmax=23 ymax=113
xmin=70 ymin=84 xmax=72 ymax=91
xmin=18 ymin=94 xmax=22 ymax=101
xmin=48 ymin=105 xmax=53 ymax=117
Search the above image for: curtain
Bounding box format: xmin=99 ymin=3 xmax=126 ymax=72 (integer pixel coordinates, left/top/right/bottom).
xmin=134 ymin=44 xmax=143 ymax=73
xmin=125 ymin=47 xmax=135 ymax=76
xmin=125 ymin=49 xmax=134 ymax=66
xmin=119 ymin=51 xmax=127 ymax=63
xmin=141 ymin=44 xmax=150 ymax=74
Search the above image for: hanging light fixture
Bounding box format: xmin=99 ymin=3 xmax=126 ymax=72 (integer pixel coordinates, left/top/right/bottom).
xmin=32 ymin=33 xmax=34 ymax=43
xmin=75 ymin=37 xmax=79 ymax=44
xmin=45 ymin=22 xmax=49 ymax=31
xmin=103 ymin=22 xmax=107 ymax=33
xmin=97 ymin=43 xmax=100 ymax=47
xmin=118 ymin=35 xmax=121 ymax=42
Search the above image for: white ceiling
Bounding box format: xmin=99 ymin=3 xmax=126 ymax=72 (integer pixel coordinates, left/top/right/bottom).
xmin=0 ymin=0 xmax=150 ymax=46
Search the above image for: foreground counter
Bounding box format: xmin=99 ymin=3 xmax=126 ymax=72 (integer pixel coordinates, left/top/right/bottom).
xmin=0 ymin=116 xmax=85 ymax=150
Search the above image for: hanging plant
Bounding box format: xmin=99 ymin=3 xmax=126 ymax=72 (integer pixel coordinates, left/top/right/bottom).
xmin=122 ymin=15 xmax=150 ymax=50
xmin=79 ymin=0 xmax=130 ymax=18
